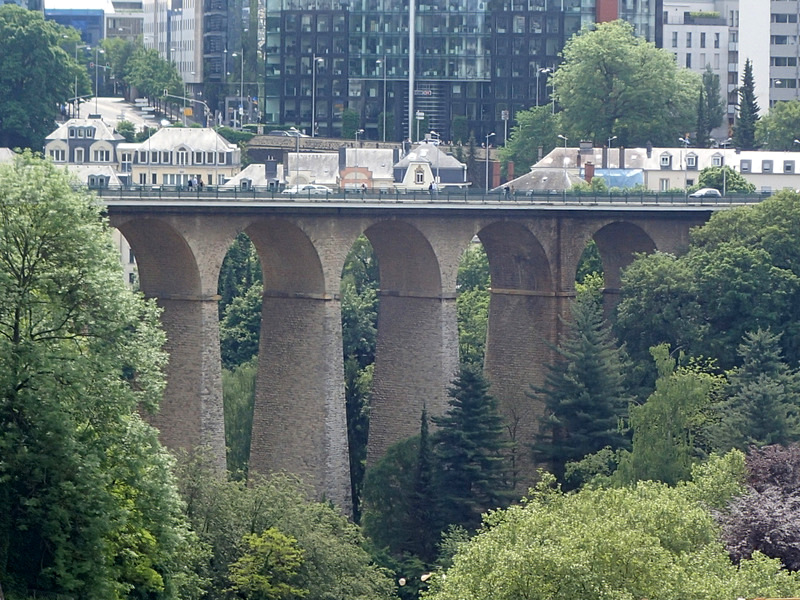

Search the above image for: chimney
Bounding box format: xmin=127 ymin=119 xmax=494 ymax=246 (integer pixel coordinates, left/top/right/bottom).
xmin=584 ymin=161 xmax=595 ymax=183
xmin=618 ymin=146 xmax=625 ymax=169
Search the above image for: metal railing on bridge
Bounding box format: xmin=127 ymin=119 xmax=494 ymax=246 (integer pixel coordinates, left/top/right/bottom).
xmin=91 ymin=185 xmax=772 ymax=207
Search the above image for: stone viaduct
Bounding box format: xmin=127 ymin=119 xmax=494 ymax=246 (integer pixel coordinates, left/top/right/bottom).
xmin=105 ymin=195 xmax=717 ymax=511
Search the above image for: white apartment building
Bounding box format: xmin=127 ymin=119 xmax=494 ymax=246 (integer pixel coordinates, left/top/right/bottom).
xmin=667 ymin=0 xmax=800 ymax=127
xmin=141 ymin=0 xmax=203 ymax=95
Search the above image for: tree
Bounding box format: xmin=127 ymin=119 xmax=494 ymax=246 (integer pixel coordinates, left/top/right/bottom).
xmin=756 ymin=99 xmax=800 ymax=150
xmin=451 ymin=115 xmax=468 ymax=145
xmin=342 ymin=108 xmax=360 ymax=139
xmin=102 ymin=37 xmax=137 ymax=99
xmin=425 ymin=471 xmax=800 ymax=600
xmin=713 ymin=330 xmax=800 ymax=451
xmin=531 ymin=275 xmax=631 ymax=485
xmin=433 ymin=364 xmax=512 ymax=530
xmin=696 ymin=65 xmax=724 ymax=148
xmin=733 ymin=59 xmax=760 ymax=150
xmin=0 ymin=153 xmax=204 ymax=598
xmin=694 ymin=165 xmax=756 ymax=193
xmin=497 ymin=106 xmax=559 ymax=174
xmin=552 ymin=20 xmax=701 ymax=147
xmin=125 ymin=45 xmax=182 ymax=102
xmin=223 ymin=357 xmax=258 ymax=477
xmin=615 ymin=345 xmax=720 ymax=486
xmin=226 ymin=529 xmax=308 ymax=600
xmin=0 ymin=5 xmax=79 ymax=148
xmin=176 ymin=455 xmax=397 ymax=600
xmin=616 ymin=190 xmax=800 ymax=371
xmin=456 ymin=244 xmax=490 ymax=366
xmin=718 ymin=445 xmax=800 ymax=572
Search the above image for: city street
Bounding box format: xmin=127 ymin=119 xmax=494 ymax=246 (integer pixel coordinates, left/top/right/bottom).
xmin=82 ymin=96 xmax=164 ymax=132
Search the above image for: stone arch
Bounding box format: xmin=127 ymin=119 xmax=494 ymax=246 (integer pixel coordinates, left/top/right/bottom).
xmin=362 ymin=219 xmax=450 ymax=465
xmin=112 ymin=217 xmax=226 ymax=470
xmin=592 ymin=221 xmax=657 ymax=291
xmin=475 ymin=220 xmax=556 ymax=489
xmin=244 ymin=218 xmax=351 ymax=510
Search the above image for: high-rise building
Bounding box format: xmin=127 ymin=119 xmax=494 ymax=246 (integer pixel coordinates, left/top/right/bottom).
xmin=148 ymin=0 xmax=663 ymax=141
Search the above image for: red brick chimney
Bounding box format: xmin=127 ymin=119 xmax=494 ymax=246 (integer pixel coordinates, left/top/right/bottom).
xmin=584 ymin=161 xmax=595 ymax=183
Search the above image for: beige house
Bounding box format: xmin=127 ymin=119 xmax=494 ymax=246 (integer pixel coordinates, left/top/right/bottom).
xmin=44 ymin=117 xmax=126 ymax=183
xmin=123 ymin=127 xmax=241 ymax=187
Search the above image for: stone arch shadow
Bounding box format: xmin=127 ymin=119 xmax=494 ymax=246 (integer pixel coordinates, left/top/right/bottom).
xmin=474 ymin=220 xmax=555 ymax=488
xmin=361 ymin=219 xmax=449 ymax=466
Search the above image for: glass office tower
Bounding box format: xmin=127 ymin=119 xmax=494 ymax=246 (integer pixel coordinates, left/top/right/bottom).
xmin=252 ymin=0 xmax=663 ymax=141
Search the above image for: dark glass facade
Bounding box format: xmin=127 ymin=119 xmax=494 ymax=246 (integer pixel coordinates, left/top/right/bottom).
xmin=219 ymin=0 xmax=662 ymax=141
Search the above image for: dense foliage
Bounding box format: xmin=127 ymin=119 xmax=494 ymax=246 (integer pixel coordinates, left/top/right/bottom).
xmin=532 ymin=276 xmax=631 ymax=485
xmin=424 ymin=464 xmax=800 ymax=600
xmin=616 ymin=190 xmax=800 ymax=371
xmin=756 ymin=99 xmax=800 ymax=151
xmin=0 ymin=6 xmax=80 ymax=148
xmin=552 ymin=20 xmax=700 ymax=147
xmin=0 ymin=153 xmax=203 ymax=598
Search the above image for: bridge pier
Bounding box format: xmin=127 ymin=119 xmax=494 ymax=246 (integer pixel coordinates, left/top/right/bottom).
xmin=250 ymin=294 xmax=351 ymax=508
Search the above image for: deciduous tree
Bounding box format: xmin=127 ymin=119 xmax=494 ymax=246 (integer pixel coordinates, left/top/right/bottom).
xmin=497 ymin=106 xmax=559 ymax=174
xmin=756 ymin=99 xmax=800 ymax=150
xmin=0 ymin=6 xmax=78 ymax=148
xmin=552 ymin=20 xmax=700 ymax=147
xmin=0 ymin=153 xmax=204 ymax=598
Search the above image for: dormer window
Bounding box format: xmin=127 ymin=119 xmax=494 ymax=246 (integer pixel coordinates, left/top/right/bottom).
xmin=712 ymin=153 xmax=723 ymax=167
xmin=660 ymin=152 xmax=672 ymax=168
xmin=77 ymin=128 xmax=84 ymax=138
xmin=69 ymin=128 xmax=76 ymax=138
xmin=686 ymin=153 xmax=698 ymax=169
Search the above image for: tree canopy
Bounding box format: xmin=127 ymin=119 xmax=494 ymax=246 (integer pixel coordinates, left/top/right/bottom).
xmin=0 ymin=153 xmax=203 ymax=598
xmin=552 ymin=19 xmax=700 ymax=147
xmin=756 ymin=99 xmax=800 ymax=150
xmin=0 ymin=6 xmax=79 ymax=148
xmin=424 ymin=467 xmax=800 ymax=600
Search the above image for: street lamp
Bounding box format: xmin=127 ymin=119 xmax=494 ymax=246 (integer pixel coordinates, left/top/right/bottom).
xmin=91 ymin=47 xmax=105 ymax=114
xmin=608 ymin=135 xmax=617 ymax=148
xmin=415 ymin=110 xmax=424 ymax=142
xmin=536 ymin=67 xmax=551 ymax=107
xmin=311 ymin=55 xmax=324 ymax=137
xmin=231 ymin=51 xmax=244 ymax=128
xmin=720 ymin=137 xmax=732 ymax=196
xmin=485 ymin=132 xmax=495 ymax=191
xmin=377 ymin=56 xmax=387 ymax=142
xmin=355 ymin=128 xmax=364 ymax=170
xmin=430 ymin=130 xmax=440 ymax=184
xmin=557 ymin=134 xmax=568 ymax=185
xmin=70 ymin=40 xmax=88 ymax=118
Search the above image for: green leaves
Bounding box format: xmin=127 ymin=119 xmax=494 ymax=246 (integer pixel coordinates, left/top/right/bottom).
xmin=552 ymin=20 xmax=701 ymax=147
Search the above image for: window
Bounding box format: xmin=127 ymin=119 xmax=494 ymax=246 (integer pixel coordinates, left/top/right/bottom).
xmin=139 ymin=151 xmax=147 ymax=163
xmin=784 ymin=160 xmax=795 ymax=174
xmin=686 ymin=32 xmax=692 ymax=48
xmin=700 ymin=32 xmax=706 ymax=48
xmin=712 ymin=153 xmax=723 ymax=167
xmin=151 ymin=151 xmax=158 ymax=163
xmin=75 ymin=148 xmax=85 ymax=163
xmin=194 ymin=151 xmax=203 ymax=164
xmin=162 ymin=151 xmax=170 ymax=163
xmin=660 ymin=152 xmax=672 ymax=168
xmin=176 ymin=150 xmax=188 ymax=166
xmin=763 ymin=160 xmax=773 ymax=173
xmin=660 ymin=178 xmax=670 ymax=191
xmin=69 ymin=128 xmax=76 ymax=138
xmin=415 ymin=167 xmax=425 ymax=184
xmin=139 ymin=173 xmax=147 ymax=184
xmin=686 ymin=153 xmax=697 ymax=169
xmin=218 ymin=152 xmax=226 ymax=165
xmin=714 ymin=32 xmax=720 ymax=48
xmin=206 ymin=151 xmax=215 ymax=164
xmin=77 ymin=128 xmax=84 ymax=138
xmin=93 ymin=149 xmax=110 ymax=162
xmin=685 ymin=53 xmax=692 ymax=68
xmin=49 ymin=148 xmax=65 ymax=162
xmin=740 ymin=159 xmax=751 ymax=173
xmin=671 ymin=31 xmax=678 ymax=48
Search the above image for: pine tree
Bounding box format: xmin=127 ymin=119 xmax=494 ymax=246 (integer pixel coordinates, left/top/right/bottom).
xmin=433 ymin=364 xmax=511 ymax=531
xmin=696 ymin=87 xmax=710 ymax=148
xmin=531 ymin=276 xmax=631 ymax=486
xmin=703 ymin=65 xmax=724 ymax=136
xmin=733 ymin=59 xmax=760 ymax=150
xmin=714 ymin=329 xmax=800 ymax=450
xmin=408 ymin=409 xmax=440 ymax=562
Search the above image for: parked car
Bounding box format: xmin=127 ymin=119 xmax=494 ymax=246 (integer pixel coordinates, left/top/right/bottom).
xmin=689 ymin=187 xmax=722 ymax=198
xmin=281 ymin=184 xmax=331 ymax=196
xmin=267 ymin=128 xmax=309 ymax=138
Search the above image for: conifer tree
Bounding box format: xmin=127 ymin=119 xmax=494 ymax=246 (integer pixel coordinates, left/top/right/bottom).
xmin=433 ymin=364 xmax=511 ymax=531
xmin=714 ymin=329 xmax=800 ymax=451
xmin=408 ymin=409 xmax=440 ymax=562
xmin=531 ymin=275 xmax=631 ymax=485
xmin=733 ymin=59 xmax=760 ymax=150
